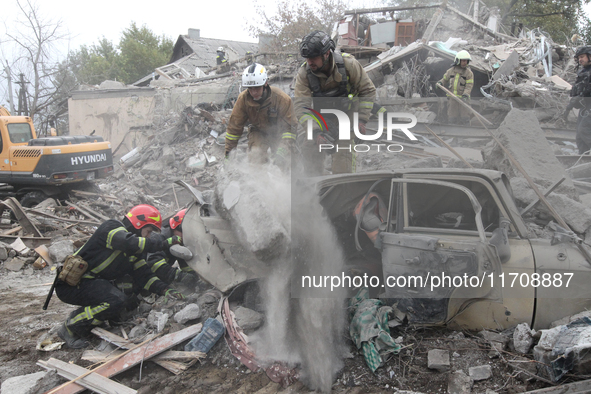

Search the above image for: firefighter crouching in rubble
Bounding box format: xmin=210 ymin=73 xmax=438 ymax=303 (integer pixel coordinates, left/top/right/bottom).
xmin=564 ymin=46 xmax=591 ymax=154
xmin=147 ymin=209 xmax=197 ymax=285
xmin=55 ymin=204 xmax=185 ymax=349
xmin=224 ymin=63 xmax=297 ymax=169
xmin=437 ymin=50 xmax=474 ymax=125
xmin=294 ymin=30 xmax=376 ymax=175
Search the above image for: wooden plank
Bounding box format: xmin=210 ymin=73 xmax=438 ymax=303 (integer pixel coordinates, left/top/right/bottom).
xmin=524 ymin=378 xmax=591 ymax=393
xmin=65 ymin=202 xmax=102 ymax=223
xmin=25 ymin=208 xmax=100 ymax=226
xmin=1 ymin=226 xmax=22 ymax=235
xmin=89 ymin=328 xmax=202 ymax=374
xmin=1 ymin=197 xmax=43 ymax=237
xmin=344 ymin=4 xmax=441 ymax=14
xmin=44 ymin=323 xmax=203 ymax=394
xmin=38 ymin=358 xmax=136 ymax=394
xmin=91 ymin=327 xmax=133 ymax=349
xmin=69 ymin=190 xmax=120 ymax=202
xmin=82 ymin=349 xmax=205 ymax=363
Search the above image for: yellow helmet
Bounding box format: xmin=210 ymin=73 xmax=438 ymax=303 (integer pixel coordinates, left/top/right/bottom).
xmin=454 ymin=50 xmax=471 ymax=65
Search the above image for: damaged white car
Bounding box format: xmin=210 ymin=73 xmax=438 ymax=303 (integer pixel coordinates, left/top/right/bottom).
xmin=179 ymin=168 xmax=591 ymax=331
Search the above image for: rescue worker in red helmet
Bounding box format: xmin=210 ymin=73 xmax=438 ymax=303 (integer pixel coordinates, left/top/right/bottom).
xmin=147 ymin=209 xmax=198 ymax=285
xmin=55 ymin=204 xmax=184 ymax=349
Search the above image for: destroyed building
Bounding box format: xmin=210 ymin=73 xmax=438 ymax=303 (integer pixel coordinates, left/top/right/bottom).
xmin=5 ymin=1 xmax=591 ymax=394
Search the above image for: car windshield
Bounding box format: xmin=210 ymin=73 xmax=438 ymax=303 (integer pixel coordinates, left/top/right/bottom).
xmin=7 ymin=123 xmax=33 ymax=143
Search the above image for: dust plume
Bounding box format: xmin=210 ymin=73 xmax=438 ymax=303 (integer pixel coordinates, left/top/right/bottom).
xmin=220 ymin=160 xmax=347 ymax=392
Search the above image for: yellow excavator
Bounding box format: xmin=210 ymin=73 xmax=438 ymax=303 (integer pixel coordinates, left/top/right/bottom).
xmin=0 ymin=106 xmax=113 ymax=206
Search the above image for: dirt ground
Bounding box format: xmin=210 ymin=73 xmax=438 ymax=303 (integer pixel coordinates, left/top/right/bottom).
xmin=0 ymin=263 xmax=565 ymax=394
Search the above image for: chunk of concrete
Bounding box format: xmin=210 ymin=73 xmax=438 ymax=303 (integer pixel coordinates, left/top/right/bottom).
xmin=233 ymin=306 xmax=264 ymax=332
xmin=4 ymin=257 xmax=26 ymax=271
xmin=507 ymin=356 xmax=537 ymax=383
xmin=428 ymin=349 xmax=450 ymax=371
xmin=174 ymin=303 xmax=201 ymax=324
xmin=161 ymin=145 xmax=176 ymax=166
xmin=141 ymin=160 xmax=166 ymax=176
xmin=1 ymin=371 xmax=48 ymax=394
xmin=482 ymin=109 xmax=578 ymax=200
xmin=513 ymin=322 xmax=535 ymax=354
xmin=447 ymin=370 xmax=472 ymax=394
xmin=0 ymin=245 xmax=8 ymax=261
xmin=170 ymin=244 xmax=193 ymax=260
xmin=479 ymin=330 xmax=509 ymax=357
xmin=48 ymin=240 xmax=74 ymax=264
xmin=469 ymin=364 xmax=492 ymax=381
xmin=147 ymin=311 xmax=169 ymax=332
xmin=534 ymin=318 xmax=591 ymax=381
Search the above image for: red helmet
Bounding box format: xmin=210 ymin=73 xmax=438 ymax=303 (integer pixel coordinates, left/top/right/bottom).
xmin=170 ymin=209 xmax=186 ymax=230
xmin=126 ymin=204 xmax=162 ymax=230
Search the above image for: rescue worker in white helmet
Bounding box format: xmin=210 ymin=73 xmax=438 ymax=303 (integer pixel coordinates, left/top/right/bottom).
xmin=54 ymin=204 xmax=184 ymax=348
xmin=437 ymin=50 xmax=474 ymax=125
xmin=216 ymin=46 xmax=227 ymax=66
xmin=224 ymin=63 xmax=297 ymax=168
xmin=294 ymin=30 xmax=376 ymax=175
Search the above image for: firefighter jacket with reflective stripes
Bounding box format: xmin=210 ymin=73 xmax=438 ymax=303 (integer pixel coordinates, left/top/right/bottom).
xmin=438 ymin=65 xmax=474 ymax=97
xmin=225 ymin=85 xmax=297 ymax=154
xmin=294 ymin=52 xmax=376 ymax=128
xmin=73 ymin=219 xmax=169 ymax=296
xmin=146 ymin=224 xmax=191 ymax=284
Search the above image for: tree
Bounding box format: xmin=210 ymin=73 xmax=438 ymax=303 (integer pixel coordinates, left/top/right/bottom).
xmin=69 ymin=23 xmax=173 ymax=85
xmin=118 ymin=23 xmax=174 ymax=84
xmin=69 ymin=39 xmax=122 ymax=85
xmin=1 ymin=0 xmax=69 ymax=124
xmin=247 ymin=0 xmax=347 ymax=52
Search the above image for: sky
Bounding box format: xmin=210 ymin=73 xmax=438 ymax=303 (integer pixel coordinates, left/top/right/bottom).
xmin=1 ymin=0 xmax=591 ymax=108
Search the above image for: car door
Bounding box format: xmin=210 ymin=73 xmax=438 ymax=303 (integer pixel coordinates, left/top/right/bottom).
xmin=380 ymin=177 xmax=506 ymax=325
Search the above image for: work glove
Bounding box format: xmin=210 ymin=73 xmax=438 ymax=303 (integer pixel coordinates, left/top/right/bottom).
xmin=174 ymin=270 xmax=197 ymax=286
xmin=461 ymin=94 xmax=470 ymax=100
xmin=146 ymin=232 xmax=166 ymax=253
xmin=162 ymin=235 xmax=183 ymax=250
xmin=358 ymin=122 xmax=367 ymax=135
xmin=163 ymin=288 xmax=185 ymax=301
xmin=274 ymin=147 xmax=289 ymax=170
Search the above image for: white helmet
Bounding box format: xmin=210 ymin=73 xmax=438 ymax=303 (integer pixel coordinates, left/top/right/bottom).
xmin=217 ymin=47 xmax=225 ymax=52
xmin=242 ymin=63 xmax=268 ymax=87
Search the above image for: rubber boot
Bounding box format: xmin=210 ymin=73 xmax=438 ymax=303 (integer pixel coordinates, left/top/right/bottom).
xmin=58 ymin=324 xmax=89 ymax=349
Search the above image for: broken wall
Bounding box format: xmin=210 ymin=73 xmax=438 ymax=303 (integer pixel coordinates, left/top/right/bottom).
xmin=68 ymin=89 xmax=156 ymax=159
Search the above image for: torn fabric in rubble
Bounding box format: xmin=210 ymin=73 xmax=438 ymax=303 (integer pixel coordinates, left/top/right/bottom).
xmin=349 ymin=287 xmax=401 ymax=372
xmin=220 ymin=297 xmax=299 ymax=387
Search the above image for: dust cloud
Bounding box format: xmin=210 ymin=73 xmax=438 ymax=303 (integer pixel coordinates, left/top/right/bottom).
xmin=221 ymin=160 xmax=347 ymax=392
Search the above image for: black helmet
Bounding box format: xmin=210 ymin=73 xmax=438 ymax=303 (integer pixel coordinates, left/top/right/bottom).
xmin=300 ymin=30 xmax=335 ymax=58
xmin=575 ymin=46 xmax=591 ymax=58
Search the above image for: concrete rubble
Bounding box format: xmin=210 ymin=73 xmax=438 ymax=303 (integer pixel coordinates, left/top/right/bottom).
xmin=4 ymin=1 xmax=591 ymax=394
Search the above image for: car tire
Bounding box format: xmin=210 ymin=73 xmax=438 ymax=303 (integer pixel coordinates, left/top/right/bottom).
xmin=20 ymin=191 xmax=48 ymax=208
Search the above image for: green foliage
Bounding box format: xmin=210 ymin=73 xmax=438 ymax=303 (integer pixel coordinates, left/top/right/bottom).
xmin=69 ymin=22 xmax=173 ymax=85
xmin=247 ymin=0 xmax=347 ymax=52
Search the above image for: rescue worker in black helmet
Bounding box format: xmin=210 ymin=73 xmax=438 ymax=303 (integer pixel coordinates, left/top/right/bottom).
xmin=564 ymin=46 xmax=591 ymax=153
xmin=55 ymin=204 xmax=184 ymax=349
xmin=225 ymin=63 xmax=297 ymax=169
xmin=147 ymin=209 xmax=198 ymax=285
xmin=437 ymin=50 xmax=474 ymax=125
xmin=294 ymin=30 xmax=376 ymax=175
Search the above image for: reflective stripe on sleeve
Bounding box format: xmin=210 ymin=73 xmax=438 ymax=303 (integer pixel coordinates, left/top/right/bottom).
xmin=106 ymin=227 xmax=126 ymax=249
